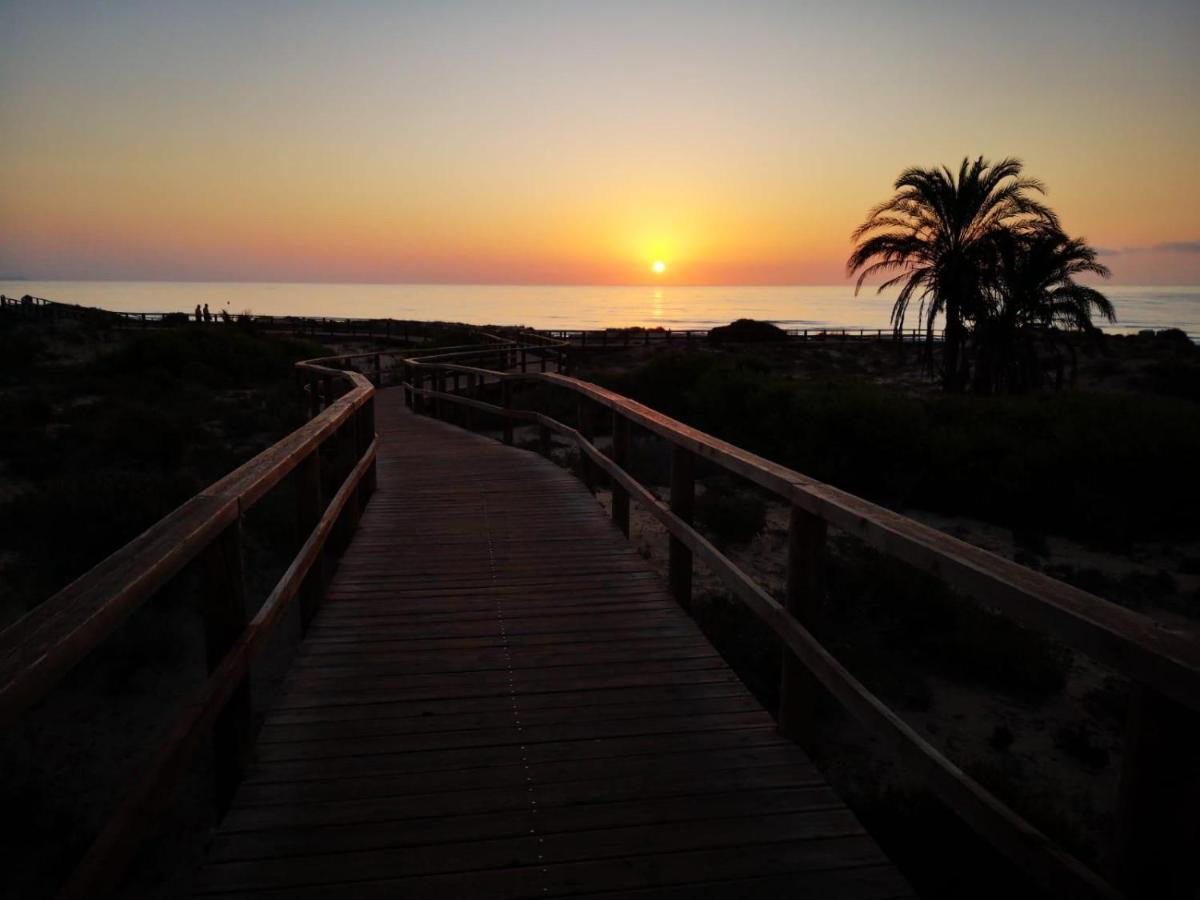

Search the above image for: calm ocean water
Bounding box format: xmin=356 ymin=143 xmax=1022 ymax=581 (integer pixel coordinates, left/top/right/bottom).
xmin=3 ymin=281 xmax=1199 ymax=339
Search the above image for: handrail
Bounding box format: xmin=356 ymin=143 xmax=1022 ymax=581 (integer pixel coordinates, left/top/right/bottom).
xmin=399 ymin=339 xmax=1200 ymax=899
xmin=0 ymin=350 xmax=380 ymax=898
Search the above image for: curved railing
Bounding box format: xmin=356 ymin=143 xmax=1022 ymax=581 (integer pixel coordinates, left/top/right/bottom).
xmin=0 ymin=352 xmax=380 ymax=898
xmin=399 ymin=340 xmax=1199 ymax=900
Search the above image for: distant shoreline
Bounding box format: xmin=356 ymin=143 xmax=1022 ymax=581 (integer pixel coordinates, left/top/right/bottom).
xmin=3 ymin=281 xmax=1199 ymax=341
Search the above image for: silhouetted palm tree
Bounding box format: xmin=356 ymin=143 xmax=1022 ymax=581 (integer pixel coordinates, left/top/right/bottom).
xmin=848 ymin=156 xmax=1058 ymax=389
xmin=972 ymin=227 xmax=1113 ymax=392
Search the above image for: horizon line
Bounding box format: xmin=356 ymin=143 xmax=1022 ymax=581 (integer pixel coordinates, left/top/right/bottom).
xmin=3 ymin=277 xmax=1196 ymax=289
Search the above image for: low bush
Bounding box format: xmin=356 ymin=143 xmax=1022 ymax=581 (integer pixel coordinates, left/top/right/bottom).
xmin=826 ymin=540 xmax=1073 ymax=702
xmin=0 ymin=326 xmax=321 ymax=619
xmin=695 ymin=481 xmax=767 ymax=544
xmin=601 ymin=349 xmax=1200 ymax=547
xmin=708 ymin=318 xmax=788 ymax=343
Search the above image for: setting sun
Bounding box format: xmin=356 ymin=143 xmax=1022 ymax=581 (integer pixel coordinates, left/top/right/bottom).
xmin=652 ymin=261 xmax=666 ymax=275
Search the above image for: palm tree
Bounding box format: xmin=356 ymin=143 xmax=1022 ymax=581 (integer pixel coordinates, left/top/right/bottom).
xmin=972 ymin=227 xmax=1114 ymax=392
xmin=847 ymin=156 xmax=1058 ymax=390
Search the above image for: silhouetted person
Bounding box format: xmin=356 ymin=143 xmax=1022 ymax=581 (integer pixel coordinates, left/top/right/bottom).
xmin=203 ymin=303 xmax=211 ymax=323
xmin=221 ymin=308 xmax=231 ymax=323
xmin=194 ymin=304 xmax=202 ymax=323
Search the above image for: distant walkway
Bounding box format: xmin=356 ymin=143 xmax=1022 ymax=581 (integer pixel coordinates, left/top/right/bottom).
xmin=194 ymin=387 xmax=912 ymax=899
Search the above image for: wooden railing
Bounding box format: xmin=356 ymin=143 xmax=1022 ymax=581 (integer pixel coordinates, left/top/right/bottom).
xmin=0 ymin=353 xmax=381 ymax=898
xmin=401 ymin=337 xmax=1199 ymax=900
xmin=540 ymin=325 xmax=944 ymax=346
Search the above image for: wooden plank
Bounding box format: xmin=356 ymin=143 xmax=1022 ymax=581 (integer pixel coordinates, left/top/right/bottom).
xmin=195 ymin=387 xmax=908 ymax=900
xmin=196 ymin=837 xmax=890 ymax=899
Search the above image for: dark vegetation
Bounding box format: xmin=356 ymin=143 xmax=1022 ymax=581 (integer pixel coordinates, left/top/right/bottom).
xmin=0 ymin=316 xmax=331 ymax=898
xmin=0 ymin=321 xmax=327 ymax=626
xmin=694 ymin=478 xmax=767 ymax=544
xmin=602 ymin=347 xmax=1200 ymax=548
xmin=707 ymin=317 xmax=788 ymax=343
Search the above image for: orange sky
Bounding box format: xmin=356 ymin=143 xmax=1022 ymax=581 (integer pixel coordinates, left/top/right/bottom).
xmin=2 ymin=1 xmax=1198 ymax=285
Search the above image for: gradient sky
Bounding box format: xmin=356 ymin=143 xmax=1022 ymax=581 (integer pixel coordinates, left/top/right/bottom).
xmin=2 ymin=0 xmax=1198 ymax=285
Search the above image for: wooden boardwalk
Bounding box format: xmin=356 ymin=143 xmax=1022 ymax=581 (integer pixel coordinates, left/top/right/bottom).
xmin=194 ymin=387 xmax=912 ymax=899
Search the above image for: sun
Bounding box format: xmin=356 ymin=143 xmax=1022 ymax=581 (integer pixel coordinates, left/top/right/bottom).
xmin=652 ymin=260 xmax=666 ymax=274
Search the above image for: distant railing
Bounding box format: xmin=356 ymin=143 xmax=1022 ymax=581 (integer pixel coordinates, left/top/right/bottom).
xmin=400 ymin=337 xmax=1200 ymax=900
xmin=539 ymin=325 xmax=944 ymax=346
xmin=0 ymin=351 xmax=382 ymax=898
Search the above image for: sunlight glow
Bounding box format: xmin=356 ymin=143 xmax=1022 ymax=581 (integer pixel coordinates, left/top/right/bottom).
xmin=652 ymin=260 xmax=666 ymax=274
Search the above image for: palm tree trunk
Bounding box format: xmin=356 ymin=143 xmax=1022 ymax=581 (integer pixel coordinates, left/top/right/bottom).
xmin=942 ymin=302 xmax=964 ymax=391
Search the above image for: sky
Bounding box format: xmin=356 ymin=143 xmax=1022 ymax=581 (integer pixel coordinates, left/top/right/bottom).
xmin=1 ymin=0 xmax=1198 ymax=286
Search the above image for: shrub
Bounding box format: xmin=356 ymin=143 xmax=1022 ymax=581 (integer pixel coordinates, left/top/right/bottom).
xmin=708 ymin=318 xmax=788 ymax=343
xmin=598 ymin=350 xmax=1200 ymax=546
xmin=826 ymin=541 xmax=1073 ymax=701
xmin=1053 ymin=722 xmax=1110 ymax=769
xmin=695 ymin=481 xmax=767 ymax=544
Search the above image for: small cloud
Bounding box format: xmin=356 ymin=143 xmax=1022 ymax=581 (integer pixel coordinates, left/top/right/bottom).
xmin=1152 ymin=240 xmax=1200 ymax=254
xmin=1095 ymin=240 xmax=1200 ymax=256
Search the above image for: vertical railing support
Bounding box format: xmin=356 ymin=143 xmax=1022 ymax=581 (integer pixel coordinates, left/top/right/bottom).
xmin=502 ymin=380 xmax=514 ymax=445
xmin=295 ymin=450 xmax=324 ymax=632
xmin=465 ymin=373 xmax=478 ymax=430
xmin=611 ymin=413 xmax=630 ymax=536
xmin=307 ymin=374 xmax=319 ymax=419
xmin=331 ymin=412 xmax=362 ymax=553
xmin=200 ymin=519 xmax=251 ymax=813
xmin=321 ymin=374 xmax=334 ymax=411
xmin=1117 ymin=685 xmax=1200 ymax=899
xmin=576 ymin=398 xmax=594 ymax=493
xmin=359 ymin=395 xmax=377 ymax=497
xmin=778 ymin=505 xmax=827 ymax=744
xmin=668 ymin=445 xmax=694 ymax=609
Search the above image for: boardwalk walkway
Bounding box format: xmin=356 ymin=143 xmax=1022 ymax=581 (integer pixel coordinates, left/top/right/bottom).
xmin=194 ymin=387 xmax=912 ymax=899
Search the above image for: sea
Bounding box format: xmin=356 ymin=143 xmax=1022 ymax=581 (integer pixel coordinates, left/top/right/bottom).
xmin=3 ymin=281 xmax=1198 ymax=340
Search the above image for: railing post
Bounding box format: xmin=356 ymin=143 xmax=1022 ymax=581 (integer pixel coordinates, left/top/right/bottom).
xmin=295 ymin=450 xmax=324 ymax=632
xmin=576 ymin=398 xmax=594 ymax=493
xmin=359 ymin=395 xmax=377 ymax=497
xmin=778 ymin=505 xmax=827 ymax=744
xmin=1117 ymin=685 xmax=1200 ymax=899
xmin=668 ymin=445 xmax=694 ymax=609
xmin=337 ymin=410 xmax=362 ymax=540
xmin=611 ymin=412 xmax=630 ymax=537
xmin=502 ymin=380 xmax=514 ymax=445
xmin=200 ymin=519 xmax=251 ymax=813
xmin=434 ymin=372 xmax=445 ymax=419
xmin=465 ymin=373 xmax=478 ymax=430
xmin=307 ymin=374 xmax=319 ymax=419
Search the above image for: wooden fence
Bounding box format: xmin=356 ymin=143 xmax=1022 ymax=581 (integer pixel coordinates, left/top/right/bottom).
xmin=0 ymin=354 xmax=380 ymax=898
xmin=540 ymin=325 xmax=942 ymax=346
